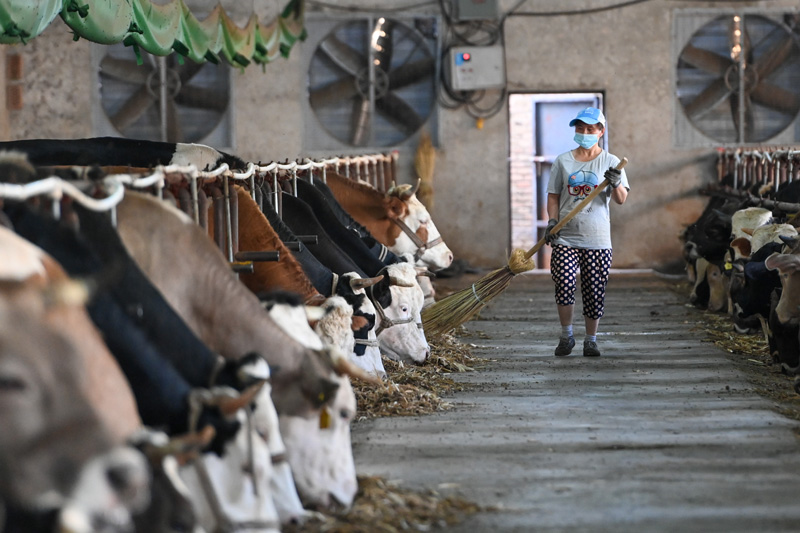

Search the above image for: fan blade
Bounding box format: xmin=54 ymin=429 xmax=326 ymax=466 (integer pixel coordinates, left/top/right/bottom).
xmin=388 ymin=57 xmax=435 ymax=91
xmin=754 ymin=34 xmax=796 ymax=79
xmin=309 ymin=77 xmax=359 ymax=108
xmin=684 ymin=78 xmax=733 ymax=119
xmin=110 ymin=85 xmax=156 ymax=131
xmin=165 ymin=98 xmax=183 ymax=143
xmin=730 ymin=92 xmax=755 ymax=142
xmin=751 ymin=81 xmax=800 ymax=115
xmin=376 ymin=92 xmax=423 ymax=135
xmin=100 ymin=55 xmax=152 ymax=84
xmin=679 ymin=44 xmax=733 ymax=76
xmin=174 ymin=85 xmax=229 ymax=112
xmin=351 ymin=97 xmax=371 ymax=146
xmin=319 ymin=35 xmax=366 ymax=77
xmin=176 ymin=59 xmax=206 ymax=84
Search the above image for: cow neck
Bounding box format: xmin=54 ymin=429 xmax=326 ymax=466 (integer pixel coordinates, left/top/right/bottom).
xmin=327 ymin=173 xmax=402 ymax=246
xmin=388 ymin=214 xmax=444 ymax=262
xmin=231 ymin=186 xmax=322 ymax=302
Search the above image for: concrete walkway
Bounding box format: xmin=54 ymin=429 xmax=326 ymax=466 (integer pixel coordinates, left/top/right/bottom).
xmin=351 ymin=273 xmax=800 ymax=532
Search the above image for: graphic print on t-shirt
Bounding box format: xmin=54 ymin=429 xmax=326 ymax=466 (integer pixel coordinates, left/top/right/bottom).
xmin=567 ymin=169 xmax=599 ymax=203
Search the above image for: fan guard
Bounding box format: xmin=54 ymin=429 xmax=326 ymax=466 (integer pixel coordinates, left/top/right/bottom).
xmin=98 ymin=43 xmax=230 ymax=144
xmin=307 ymin=17 xmax=436 ymax=148
xmin=677 ymin=14 xmax=800 ymax=144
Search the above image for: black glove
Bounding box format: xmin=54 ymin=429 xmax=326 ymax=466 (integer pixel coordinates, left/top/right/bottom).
xmin=604 ymin=167 xmax=622 ymax=188
xmin=544 ymin=218 xmax=559 ymax=245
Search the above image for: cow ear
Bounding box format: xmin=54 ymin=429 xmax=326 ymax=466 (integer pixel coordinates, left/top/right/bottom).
xmin=385 ymin=196 xmax=406 ymax=219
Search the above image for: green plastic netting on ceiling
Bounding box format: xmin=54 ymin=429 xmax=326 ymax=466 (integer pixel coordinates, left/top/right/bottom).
xmin=0 ymin=0 xmax=306 ymax=67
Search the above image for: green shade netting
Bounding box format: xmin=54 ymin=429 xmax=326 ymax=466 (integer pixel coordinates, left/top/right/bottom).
xmin=0 ymin=0 xmax=304 ymax=67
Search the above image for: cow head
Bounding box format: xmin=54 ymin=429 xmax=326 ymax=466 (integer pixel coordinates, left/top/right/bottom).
xmin=279 ymin=375 xmax=358 ymax=511
xmin=376 ymin=263 xmax=430 ymax=364
xmin=765 ymin=244 xmax=800 ymax=325
xmin=336 ymin=273 xmax=386 ymax=379
xmin=386 ymin=182 xmax=453 ymax=272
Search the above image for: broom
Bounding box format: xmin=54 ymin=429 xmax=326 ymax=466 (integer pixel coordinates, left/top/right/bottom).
xmin=422 ymin=157 xmax=628 ymax=337
xmin=414 ymin=131 xmax=435 ymax=211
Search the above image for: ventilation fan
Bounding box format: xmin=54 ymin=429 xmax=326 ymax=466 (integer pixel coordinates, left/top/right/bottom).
xmin=96 ymin=43 xmax=231 ymax=144
xmin=676 ymin=13 xmax=800 ymax=144
xmin=306 ymin=16 xmax=437 ymax=148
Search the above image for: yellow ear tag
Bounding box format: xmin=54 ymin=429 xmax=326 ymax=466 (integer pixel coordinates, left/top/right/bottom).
xmin=724 ymin=262 xmax=733 ymax=271
xmin=319 ymin=407 xmax=331 ymax=430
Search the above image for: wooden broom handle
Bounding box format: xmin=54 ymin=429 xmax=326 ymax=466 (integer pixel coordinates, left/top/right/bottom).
xmin=524 ymin=157 xmax=628 ymax=260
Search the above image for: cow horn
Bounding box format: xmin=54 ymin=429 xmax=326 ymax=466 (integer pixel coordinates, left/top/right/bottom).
xmin=328 ymin=347 xmax=382 ymax=384
xmin=42 ymin=279 xmax=92 ymax=308
xmin=304 ymin=305 xmax=327 ymax=322
xmin=410 ymin=177 xmax=421 ymax=196
xmin=740 ymin=227 xmax=754 ymax=236
xmin=350 ymin=274 xmax=384 ymax=290
xmin=218 ymin=381 xmax=266 ymax=417
xmin=389 ymin=275 xmax=415 ymax=288
xmin=415 ymin=266 xmax=435 ymax=278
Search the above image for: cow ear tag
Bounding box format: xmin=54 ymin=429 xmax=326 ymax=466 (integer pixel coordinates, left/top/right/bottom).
xmin=319 ymin=407 xmax=331 ymax=430
xmin=724 ymin=262 xmax=733 ymax=271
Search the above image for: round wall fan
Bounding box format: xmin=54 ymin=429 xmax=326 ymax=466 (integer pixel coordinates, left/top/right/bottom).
xmin=307 ymin=17 xmax=436 ymax=148
xmin=98 ymin=44 xmax=230 ymax=143
xmin=677 ymin=14 xmax=800 ymax=144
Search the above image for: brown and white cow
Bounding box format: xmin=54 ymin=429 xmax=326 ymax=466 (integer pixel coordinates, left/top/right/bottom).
xmin=0 ymin=226 xmax=147 ymax=525
xmin=324 ymin=172 xmax=453 ymax=272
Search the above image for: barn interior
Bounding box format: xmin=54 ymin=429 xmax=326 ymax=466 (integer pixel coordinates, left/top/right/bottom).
xmin=3 ymin=0 xmax=799 ymax=271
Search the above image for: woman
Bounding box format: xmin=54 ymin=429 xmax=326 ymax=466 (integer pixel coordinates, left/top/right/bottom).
xmin=544 ymin=107 xmax=629 ymax=357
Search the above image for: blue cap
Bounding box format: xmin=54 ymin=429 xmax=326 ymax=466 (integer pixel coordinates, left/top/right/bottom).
xmin=569 ymin=107 xmax=606 ymax=127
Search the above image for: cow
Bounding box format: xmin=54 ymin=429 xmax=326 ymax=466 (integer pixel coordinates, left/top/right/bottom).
xmin=322 ymin=171 xmax=453 ymax=271
xmin=112 ymin=190 xmax=348 ymax=418
xmin=0 ymin=225 xmax=149 ymax=530
xmin=373 ymin=262 xmax=430 ymax=364
xmin=216 ymin=185 xmax=325 ymax=305
xmin=729 ymin=207 xmax=773 ymax=260
xmin=0 ymin=137 xmax=247 ymax=172
xmin=3 ymin=200 xmax=248 ymax=451
xmin=226 ymin=188 xmax=386 ymax=376
xmin=259 ymin=292 xmax=361 ymax=510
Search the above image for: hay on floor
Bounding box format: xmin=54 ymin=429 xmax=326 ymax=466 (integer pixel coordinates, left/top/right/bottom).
xmin=284 ymin=475 xmax=482 ymax=533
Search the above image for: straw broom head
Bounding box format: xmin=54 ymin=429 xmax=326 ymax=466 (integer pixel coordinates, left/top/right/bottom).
xmin=414 ymin=131 xmax=435 ymax=210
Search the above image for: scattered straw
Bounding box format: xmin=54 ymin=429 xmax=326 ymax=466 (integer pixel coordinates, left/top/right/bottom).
xmin=284 ymin=475 xmax=482 ymax=533
xmin=353 ymin=334 xmax=491 ymax=419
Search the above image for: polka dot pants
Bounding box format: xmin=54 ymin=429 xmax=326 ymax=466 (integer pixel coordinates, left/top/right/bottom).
xmin=550 ymin=244 xmax=613 ymax=319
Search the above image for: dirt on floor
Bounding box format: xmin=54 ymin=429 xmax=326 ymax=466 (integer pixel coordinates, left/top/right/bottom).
xmin=668 ymin=278 xmax=800 ymax=423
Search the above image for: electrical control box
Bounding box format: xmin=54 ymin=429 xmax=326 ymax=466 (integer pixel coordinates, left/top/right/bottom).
xmin=445 ymin=45 xmax=505 ymax=91
xmin=454 ymin=0 xmax=499 ymax=21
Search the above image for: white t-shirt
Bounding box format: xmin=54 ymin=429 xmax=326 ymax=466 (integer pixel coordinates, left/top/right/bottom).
xmin=546 ymin=150 xmax=629 ymax=249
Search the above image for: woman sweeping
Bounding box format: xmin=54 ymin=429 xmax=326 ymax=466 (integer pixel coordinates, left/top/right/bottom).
xmin=544 ymin=107 xmax=630 ymax=357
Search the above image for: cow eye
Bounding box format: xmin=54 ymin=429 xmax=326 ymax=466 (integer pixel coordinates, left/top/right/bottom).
xmin=340 ymin=409 xmax=351 ymax=419
xmin=402 ymin=306 xmax=409 ymax=314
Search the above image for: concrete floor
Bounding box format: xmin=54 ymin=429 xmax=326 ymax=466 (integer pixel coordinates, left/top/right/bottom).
xmin=350 ymin=272 xmax=800 ymax=533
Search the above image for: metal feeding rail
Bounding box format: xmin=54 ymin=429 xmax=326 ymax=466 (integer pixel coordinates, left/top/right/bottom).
xmin=0 ymin=151 xmax=399 ymax=275
xmin=716 ymin=147 xmax=800 ymax=192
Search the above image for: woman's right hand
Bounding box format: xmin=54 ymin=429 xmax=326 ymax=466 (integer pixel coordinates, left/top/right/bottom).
xmin=545 ymin=218 xmax=559 ymax=244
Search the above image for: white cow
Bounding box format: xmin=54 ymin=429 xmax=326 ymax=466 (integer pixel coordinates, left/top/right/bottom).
xmin=729 ymin=207 xmax=773 ymax=260
xmin=376 ymin=262 xmax=430 ymax=364
xmin=385 ymin=183 xmax=453 ymax=272
xmin=264 ymin=298 xmax=366 ymax=510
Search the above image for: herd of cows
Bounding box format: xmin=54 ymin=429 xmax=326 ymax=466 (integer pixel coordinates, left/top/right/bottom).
xmin=0 ymin=138 xmax=454 ymax=532
xmin=681 ymin=174 xmax=800 ymax=393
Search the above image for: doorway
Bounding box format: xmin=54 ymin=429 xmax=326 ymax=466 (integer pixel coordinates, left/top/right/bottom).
xmin=508 ymin=92 xmax=604 ymax=269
